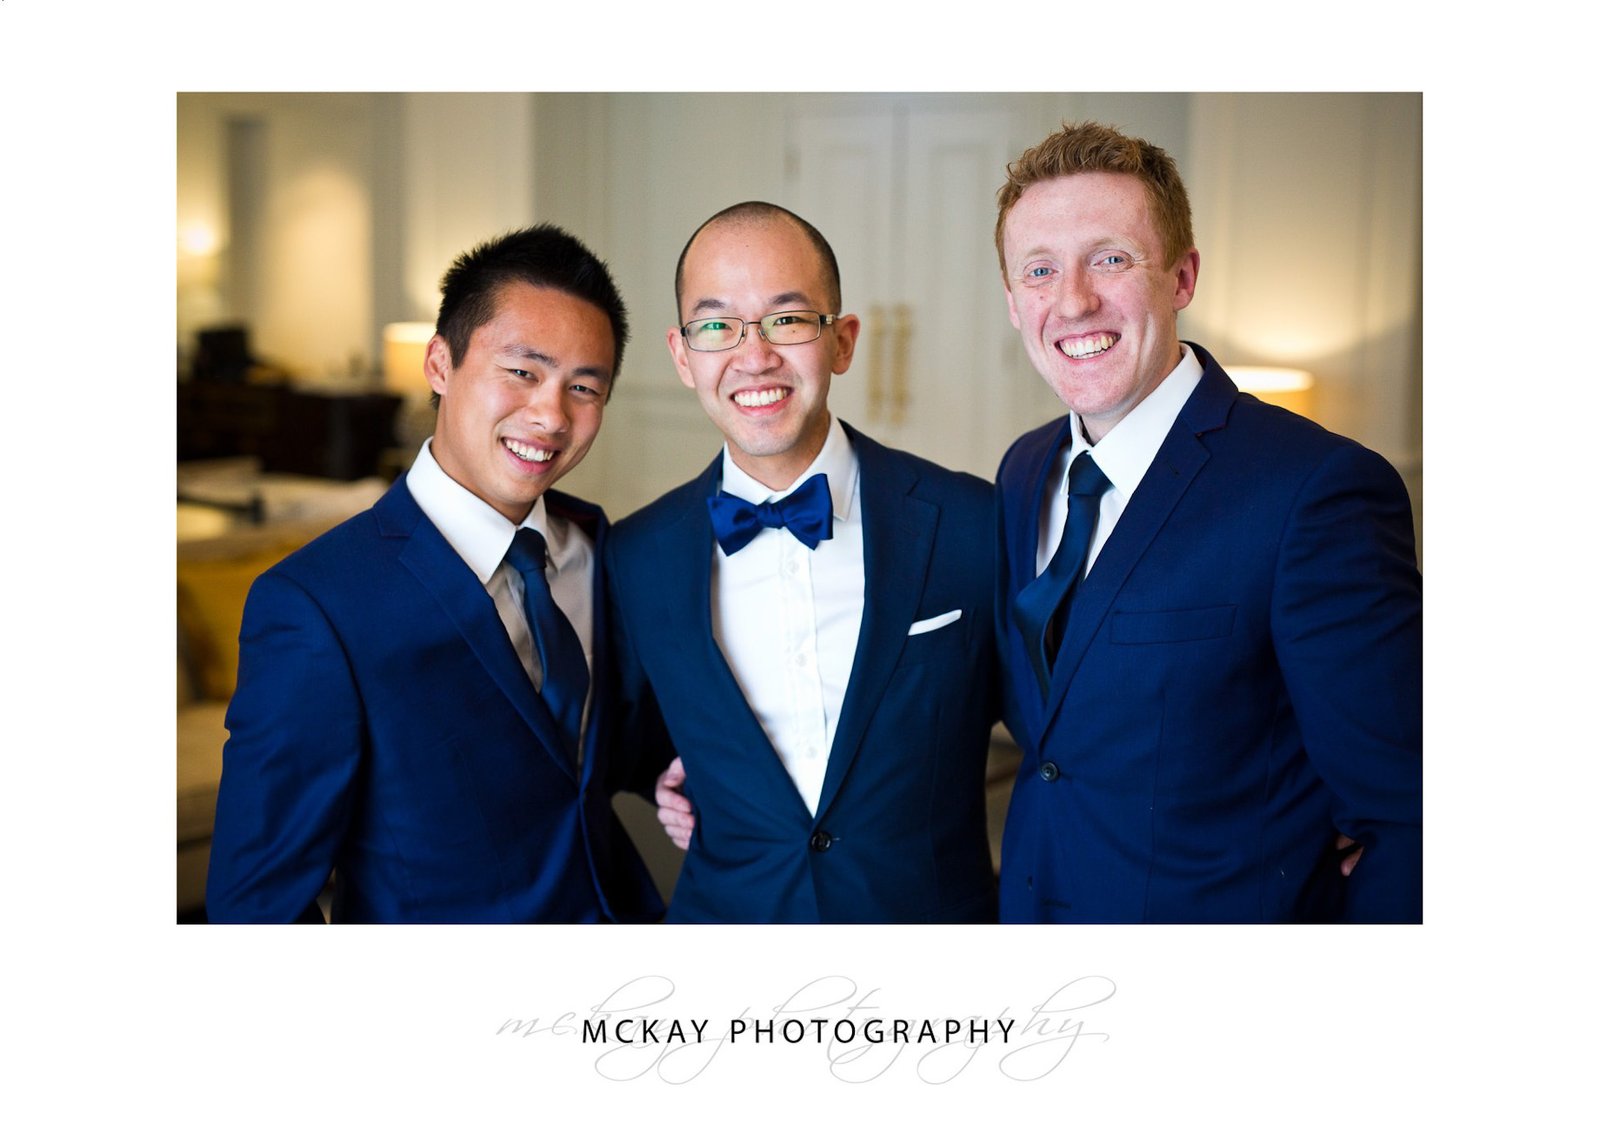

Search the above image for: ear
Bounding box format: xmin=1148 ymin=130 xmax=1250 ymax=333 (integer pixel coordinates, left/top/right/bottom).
xmin=1171 ymin=249 xmax=1200 ymax=313
xmin=424 ymin=335 xmax=451 ymax=398
xmin=828 ymin=312 xmax=861 ymax=375
xmin=666 ymin=326 xmax=696 ymax=391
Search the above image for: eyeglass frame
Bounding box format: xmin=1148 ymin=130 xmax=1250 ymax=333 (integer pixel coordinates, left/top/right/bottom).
xmin=678 ymin=309 xmax=840 ymax=352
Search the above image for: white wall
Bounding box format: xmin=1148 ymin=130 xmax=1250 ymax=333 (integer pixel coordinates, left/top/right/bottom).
xmin=395 ymin=93 xmax=538 ymax=322
xmin=1183 ymin=92 xmax=1423 ymax=473
xmin=177 ymin=93 xmax=378 ymax=385
xmin=177 ymin=92 xmax=537 ymax=390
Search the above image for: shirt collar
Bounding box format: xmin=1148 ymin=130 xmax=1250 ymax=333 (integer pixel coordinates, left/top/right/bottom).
xmin=1061 ymin=343 xmax=1205 ymax=498
xmin=719 ymin=414 xmax=860 ymax=522
xmin=405 ymin=438 xmax=553 ymax=584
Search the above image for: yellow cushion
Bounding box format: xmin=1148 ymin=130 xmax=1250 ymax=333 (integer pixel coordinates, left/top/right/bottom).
xmin=176 ymin=533 xmax=308 ymax=702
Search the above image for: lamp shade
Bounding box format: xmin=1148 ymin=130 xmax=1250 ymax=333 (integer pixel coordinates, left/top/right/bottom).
xmin=383 ymin=322 xmax=435 ymax=399
xmin=1228 ymin=365 xmax=1315 ymax=419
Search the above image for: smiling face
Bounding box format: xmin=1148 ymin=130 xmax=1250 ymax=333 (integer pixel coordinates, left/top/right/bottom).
xmin=1002 ymin=172 xmax=1199 ymax=443
xmin=668 ymin=217 xmax=858 ymax=491
xmin=426 ymin=280 xmax=615 ymax=523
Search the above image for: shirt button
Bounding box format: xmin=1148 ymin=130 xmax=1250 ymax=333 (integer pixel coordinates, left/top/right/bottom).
xmin=1039 ymin=762 xmax=1061 ymax=782
xmin=810 ymin=830 xmax=833 ymax=853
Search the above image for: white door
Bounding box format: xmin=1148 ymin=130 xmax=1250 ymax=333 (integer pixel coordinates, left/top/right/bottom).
xmin=788 ymin=99 xmax=1021 ymax=477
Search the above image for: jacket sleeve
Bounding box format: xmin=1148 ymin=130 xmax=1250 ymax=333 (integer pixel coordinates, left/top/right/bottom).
xmin=1272 ymin=442 xmax=1423 ymax=922
xmin=205 ymin=570 xmax=362 ymax=922
xmin=600 ymin=540 xmax=677 ymax=802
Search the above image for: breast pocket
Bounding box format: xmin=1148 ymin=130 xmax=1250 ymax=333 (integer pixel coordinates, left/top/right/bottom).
xmin=1109 ymin=605 xmax=1235 ymax=644
xmin=896 ymin=609 xmax=967 ymax=667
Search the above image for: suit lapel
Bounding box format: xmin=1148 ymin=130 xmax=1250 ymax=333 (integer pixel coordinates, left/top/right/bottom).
xmin=660 ymin=457 xmax=801 ymax=804
xmin=814 ymin=430 xmax=937 ymax=819
xmin=1039 ymin=355 xmax=1236 ymax=734
xmin=1008 ymin=417 xmax=1074 ymax=730
xmin=379 ymin=481 xmax=578 ymax=786
xmin=1012 ymin=416 xmax=1074 ymax=603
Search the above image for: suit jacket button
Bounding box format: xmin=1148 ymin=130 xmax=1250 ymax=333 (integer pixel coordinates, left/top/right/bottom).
xmin=810 ymin=830 xmax=833 ymax=852
xmin=1039 ymin=762 xmax=1061 ymax=782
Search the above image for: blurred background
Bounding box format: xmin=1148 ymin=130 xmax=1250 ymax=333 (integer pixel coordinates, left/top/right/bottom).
xmin=175 ymin=92 xmax=1422 ymax=917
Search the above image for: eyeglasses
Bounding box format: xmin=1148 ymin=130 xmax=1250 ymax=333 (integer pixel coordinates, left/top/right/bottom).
xmin=680 ymin=310 xmax=838 ymax=352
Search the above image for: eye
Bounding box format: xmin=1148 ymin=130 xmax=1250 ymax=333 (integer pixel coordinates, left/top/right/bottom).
xmin=508 ymin=368 xmax=533 ymax=379
xmin=1093 ymin=252 xmax=1133 ymax=271
xmin=1022 ymin=264 xmax=1055 ymax=282
xmin=698 ymin=319 xmax=731 ymax=332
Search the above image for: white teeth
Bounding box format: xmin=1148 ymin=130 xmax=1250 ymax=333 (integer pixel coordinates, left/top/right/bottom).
xmin=505 ymin=440 xmax=554 ymax=462
xmin=1059 ymin=334 xmax=1116 ymax=359
xmin=733 ymin=388 xmax=785 ymax=408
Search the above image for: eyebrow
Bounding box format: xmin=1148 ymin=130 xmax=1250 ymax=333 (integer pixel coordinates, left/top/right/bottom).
xmin=1017 ymin=234 xmax=1138 ymax=258
xmin=501 ymin=344 xmax=559 ymax=367
xmin=688 ymin=290 xmax=816 ymax=317
xmin=499 ymin=345 xmax=612 ymax=384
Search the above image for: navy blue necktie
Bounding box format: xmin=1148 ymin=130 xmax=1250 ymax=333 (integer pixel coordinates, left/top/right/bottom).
xmin=504 ymin=528 xmax=588 ymax=767
xmin=1013 ymin=451 xmax=1112 ymax=697
xmin=707 ymin=472 xmax=834 ymax=556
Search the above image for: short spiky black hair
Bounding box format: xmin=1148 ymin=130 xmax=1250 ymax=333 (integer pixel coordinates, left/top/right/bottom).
xmin=435 ymin=224 xmax=630 ymax=391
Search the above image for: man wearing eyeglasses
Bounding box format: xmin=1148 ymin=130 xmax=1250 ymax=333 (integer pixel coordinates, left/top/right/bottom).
xmin=604 ymin=202 xmax=999 ymax=922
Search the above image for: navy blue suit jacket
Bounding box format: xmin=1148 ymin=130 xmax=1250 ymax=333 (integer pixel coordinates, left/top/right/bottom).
xmin=206 ymin=478 xmax=662 ymax=923
xmin=996 ymin=345 xmax=1422 ymax=923
xmin=605 ymin=425 xmax=999 ymax=923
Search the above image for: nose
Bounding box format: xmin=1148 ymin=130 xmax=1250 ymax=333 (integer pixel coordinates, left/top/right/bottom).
xmin=730 ymin=320 xmax=783 ymax=371
xmin=1052 ymin=266 xmax=1099 ymax=320
xmin=522 ymin=379 xmax=571 ymax=434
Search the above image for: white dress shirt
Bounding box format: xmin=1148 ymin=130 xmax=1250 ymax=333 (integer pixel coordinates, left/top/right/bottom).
xmin=406 ymin=439 xmax=595 ymax=756
xmin=712 ymin=416 xmax=864 ymax=816
xmin=1036 ymin=345 xmax=1205 ymax=575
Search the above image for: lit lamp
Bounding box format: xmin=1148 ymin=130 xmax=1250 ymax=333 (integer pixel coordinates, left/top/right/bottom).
xmin=383 ymin=322 xmax=438 ymax=462
xmin=383 ymin=322 xmax=435 ymax=398
xmin=1228 ymin=365 xmax=1316 ymax=419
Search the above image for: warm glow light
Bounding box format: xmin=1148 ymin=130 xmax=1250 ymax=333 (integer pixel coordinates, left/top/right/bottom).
xmin=178 ymin=222 xmax=219 ymax=258
xmin=1227 ymin=365 xmax=1316 ymax=419
xmin=383 ymin=322 xmax=436 ymax=398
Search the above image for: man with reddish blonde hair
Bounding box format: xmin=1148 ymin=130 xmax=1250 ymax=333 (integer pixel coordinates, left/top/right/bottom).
xmin=992 ymin=121 xmax=1421 ymax=923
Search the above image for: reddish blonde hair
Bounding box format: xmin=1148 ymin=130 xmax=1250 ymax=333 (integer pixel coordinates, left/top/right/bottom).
xmin=995 ymin=121 xmax=1194 ymax=273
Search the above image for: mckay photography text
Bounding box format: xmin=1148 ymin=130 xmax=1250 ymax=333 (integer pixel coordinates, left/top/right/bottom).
xmin=497 ymin=974 xmax=1114 ymax=1083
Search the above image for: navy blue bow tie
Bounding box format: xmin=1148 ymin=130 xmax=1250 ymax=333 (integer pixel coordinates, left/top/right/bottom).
xmin=707 ymin=472 xmax=834 ymax=556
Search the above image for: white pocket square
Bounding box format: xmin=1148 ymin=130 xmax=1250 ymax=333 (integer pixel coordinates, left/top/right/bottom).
xmin=907 ymin=609 xmax=962 ymax=636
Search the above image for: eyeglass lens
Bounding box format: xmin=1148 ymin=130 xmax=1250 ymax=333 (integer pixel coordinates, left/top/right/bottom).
xmin=685 ymin=310 xmax=824 ymax=351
